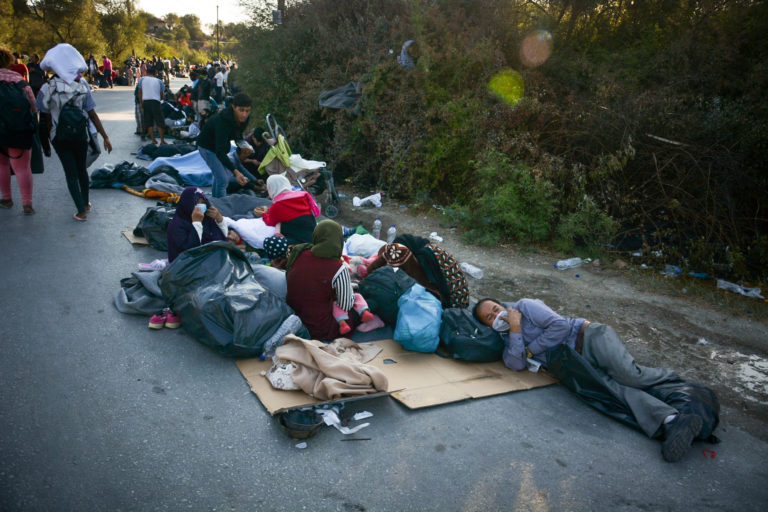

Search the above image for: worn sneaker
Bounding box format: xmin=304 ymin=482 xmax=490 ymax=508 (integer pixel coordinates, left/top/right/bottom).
xmin=164 ymin=309 xmax=181 ymax=329
xmin=661 ymin=413 xmax=703 ymax=462
xmin=149 ymin=311 xmax=167 ymax=329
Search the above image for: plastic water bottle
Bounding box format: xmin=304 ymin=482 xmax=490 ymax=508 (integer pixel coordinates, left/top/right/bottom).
xmin=386 ymin=224 xmax=397 ymax=243
xmin=460 ymin=262 xmax=484 ymax=279
xmin=372 ymin=217 xmax=382 ymax=240
xmin=554 ymin=257 xmax=583 ymax=270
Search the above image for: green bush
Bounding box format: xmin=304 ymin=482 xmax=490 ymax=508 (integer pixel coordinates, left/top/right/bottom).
xmin=450 ymin=150 xmax=557 ymax=245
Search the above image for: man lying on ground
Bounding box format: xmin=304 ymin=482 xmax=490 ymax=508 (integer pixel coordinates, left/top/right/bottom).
xmin=474 ymin=297 xmax=706 ymax=463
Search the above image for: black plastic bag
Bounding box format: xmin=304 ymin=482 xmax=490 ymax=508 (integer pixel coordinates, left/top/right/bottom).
xmin=438 ymin=308 xmax=504 ymax=362
xmin=546 ymin=344 xmax=720 ymax=440
xmin=159 ymin=242 xmax=300 ymax=357
xmin=358 ymin=266 xmax=416 ymax=326
xmin=134 ymin=204 xmax=176 ymax=251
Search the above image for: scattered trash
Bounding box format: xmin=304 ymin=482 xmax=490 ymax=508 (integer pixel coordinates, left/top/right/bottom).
xmin=688 ymin=272 xmax=712 ymax=279
xmin=429 ymin=232 xmax=444 ymax=243
xmin=352 ymin=411 xmax=374 ymax=421
xmin=702 ymin=448 xmax=716 ymax=459
xmin=352 ymin=193 xmax=382 ymax=208
xmin=316 ymin=407 xmax=371 ymax=435
xmin=575 ymin=274 xmax=580 ymax=278
xmin=555 ymin=257 xmax=583 ymax=270
xmin=614 ymin=259 xmax=628 ymax=269
xmin=295 ymin=442 xmax=308 ymax=449
xmin=591 ymin=259 xmax=601 ymax=267
xmin=651 ymin=250 xmax=663 ymax=257
xmin=631 ymin=252 xmax=643 ymax=257
xmin=460 ymin=262 xmax=484 ymax=279
xmin=372 ymin=217 xmax=382 ymax=240
xmin=660 ymin=264 xmax=682 ymax=277
xmin=138 ymin=258 xmax=168 ymax=271
xmin=640 ymin=264 xmax=648 ymax=269
xmin=697 ymin=338 xmax=709 ymax=346
xmin=716 ymin=279 xmax=764 ymax=299
xmin=526 ymin=358 xmax=542 ymax=373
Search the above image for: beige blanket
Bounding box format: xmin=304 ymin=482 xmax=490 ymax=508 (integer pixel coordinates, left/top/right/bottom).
xmin=275 ymin=336 xmax=388 ymax=400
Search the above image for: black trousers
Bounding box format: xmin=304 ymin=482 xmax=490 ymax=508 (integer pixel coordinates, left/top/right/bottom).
xmin=53 ymin=138 xmax=89 ymax=214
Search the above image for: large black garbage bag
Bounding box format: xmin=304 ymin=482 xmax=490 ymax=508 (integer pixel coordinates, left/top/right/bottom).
xmin=647 ymin=380 xmax=720 ymax=442
xmin=546 ymin=344 xmax=720 ymax=440
xmin=90 ymin=160 xmax=150 ymax=189
xmin=318 ymin=81 xmax=361 ymax=110
xmin=133 ymin=204 xmax=176 ymax=251
xmin=159 ymin=242 xmax=300 ymax=357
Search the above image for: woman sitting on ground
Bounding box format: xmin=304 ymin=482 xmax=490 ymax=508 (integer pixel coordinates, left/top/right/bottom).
xmin=166 ymin=187 xmax=227 ymax=263
xmin=363 ymin=234 xmax=470 ymax=309
xmin=252 ymin=174 xmax=320 ymax=263
xmin=285 ymin=220 xmax=375 ymax=340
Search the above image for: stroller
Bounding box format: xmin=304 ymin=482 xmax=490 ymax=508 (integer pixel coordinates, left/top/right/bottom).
xmin=258 ymin=114 xmax=341 ymax=218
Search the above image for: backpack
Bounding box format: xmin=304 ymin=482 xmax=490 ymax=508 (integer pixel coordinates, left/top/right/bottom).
xmin=0 ymin=80 xmax=36 ymax=150
xmin=55 ymin=94 xmax=89 ymax=144
xmin=358 ymin=266 xmax=416 ymax=326
xmin=438 ymin=308 xmax=505 ymax=362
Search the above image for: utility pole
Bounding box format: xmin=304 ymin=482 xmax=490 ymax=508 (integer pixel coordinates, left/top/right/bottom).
xmin=216 ymin=5 xmax=220 ymax=60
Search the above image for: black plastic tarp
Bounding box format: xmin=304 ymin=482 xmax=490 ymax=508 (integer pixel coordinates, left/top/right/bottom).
xmin=545 ymin=344 xmax=720 ymax=440
xmin=318 ymin=81 xmax=361 ymax=110
xmin=90 ymin=161 xmax=151 ymax=189
xmin=159 ymin=242 xmax=304 ymax=357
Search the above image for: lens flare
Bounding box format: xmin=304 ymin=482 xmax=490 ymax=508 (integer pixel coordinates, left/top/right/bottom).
xmin=520 ymin=30 xmax=553 ymax=68
xmin=488 ymin=69 xmax=524 ymax=106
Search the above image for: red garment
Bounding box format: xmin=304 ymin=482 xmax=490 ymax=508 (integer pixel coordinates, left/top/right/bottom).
xmin=261 ymin=192 xmax=317 ymax=227
xmin=286 ymin=250 xmax=344 ymax=340
xmin=9 ymin=63 xmax=28 ymax=78
xmin=178 ymin=93 xmax=192 ymax=107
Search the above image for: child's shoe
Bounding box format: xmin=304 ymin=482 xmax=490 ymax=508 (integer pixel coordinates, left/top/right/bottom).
xmin=338 ymin=320 xmax=352 ymax=335
xmin=360 ymin=310 xmax=375 ymax=323
xmin=149 ymin=311 xmax=168 ymax=329
xmin=164 ymin=309 xmax=181 ymax=329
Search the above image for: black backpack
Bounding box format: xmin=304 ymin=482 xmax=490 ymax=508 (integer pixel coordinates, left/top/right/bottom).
xmin=358 ymin=266 xmax=416 ymax=326
xmin=438 ymin=308 xmax=505 ymax=362
xmin=0 ymin=80 xmax=36 ymax=150
xmin=55 ymin=94 xmax=89 ymax=144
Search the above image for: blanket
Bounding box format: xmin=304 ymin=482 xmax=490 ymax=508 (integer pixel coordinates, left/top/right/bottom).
xmin=275 ymin=336 xmax=388 ymax=400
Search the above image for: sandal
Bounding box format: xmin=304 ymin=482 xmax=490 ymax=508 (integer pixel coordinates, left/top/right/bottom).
xmin=85 ymin=202 xmax=92 ymax=212
xmin=73 ymin=212 xmax=87 ymax=221
xmin=23 ymin=205 xmax=35 ymax=215
xmin=0 ymin=199 xmax=12 ymax=209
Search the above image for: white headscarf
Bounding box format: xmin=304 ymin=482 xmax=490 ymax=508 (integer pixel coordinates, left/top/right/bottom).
xmin=266 ymin=174 xmax=292 ymax=199
xmin=40 ymin=43 xmax=87 ymax=84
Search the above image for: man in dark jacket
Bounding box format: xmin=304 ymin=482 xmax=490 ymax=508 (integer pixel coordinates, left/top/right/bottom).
xmin=197 ymin=92 xmax=260 ymax=197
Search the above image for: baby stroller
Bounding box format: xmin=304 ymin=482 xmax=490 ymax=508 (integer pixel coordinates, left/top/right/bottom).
xmin=258 ymin=114 xmax=341 ymax=218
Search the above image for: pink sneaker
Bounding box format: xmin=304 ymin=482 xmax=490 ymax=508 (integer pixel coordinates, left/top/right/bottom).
xmin=360 ymin=310 xmax=375 ymax=323
xmin=149 ymin=311 xmax=167 ymax=329
xmin=164 ymin=309 xmax=181 ymax=329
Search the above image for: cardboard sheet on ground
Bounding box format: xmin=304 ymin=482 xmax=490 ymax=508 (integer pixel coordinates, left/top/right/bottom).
xmin=122 ymin=229 xmax=149 ymax=246
xmin=236 ymin=339 xmax=557 ymax=415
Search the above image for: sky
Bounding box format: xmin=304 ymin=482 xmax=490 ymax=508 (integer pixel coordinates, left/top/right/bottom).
xmin=137 ymin=0 xmax=251 ymax=30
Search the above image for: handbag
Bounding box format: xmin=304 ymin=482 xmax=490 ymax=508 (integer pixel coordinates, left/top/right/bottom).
xmin=30 ymin=131 xmax=44 ymax=174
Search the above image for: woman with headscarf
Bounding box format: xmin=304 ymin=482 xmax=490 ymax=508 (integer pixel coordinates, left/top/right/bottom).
xmin=286 ymin=220 xmax=375 ymax=340
xmin=253 ymin=174 xmax=320 ymax=262
xmin=166 ymin=187 xmax=227 ymax=263
xmin=364 ymin=234 xmax=470 ymax=309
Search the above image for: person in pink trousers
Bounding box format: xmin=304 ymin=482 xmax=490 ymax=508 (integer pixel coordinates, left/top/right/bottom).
xmin=0 ymin=46 xmax=37 ymax=215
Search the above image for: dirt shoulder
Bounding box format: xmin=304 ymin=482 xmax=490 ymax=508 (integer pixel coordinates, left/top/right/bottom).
xmin=333 ymin=187 xmax=768 ymax=442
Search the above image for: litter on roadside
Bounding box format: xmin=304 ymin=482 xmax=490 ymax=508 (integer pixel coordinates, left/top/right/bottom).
xmin=717 ymin=279 xmax=764 ymax=299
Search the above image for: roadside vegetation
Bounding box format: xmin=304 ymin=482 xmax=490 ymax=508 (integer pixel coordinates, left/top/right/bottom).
xmin=233 ymin=0 xmax=767 ymax=282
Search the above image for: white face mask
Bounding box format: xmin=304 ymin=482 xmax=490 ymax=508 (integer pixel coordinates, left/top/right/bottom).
xmin=196 ymin=203 xmax=207 ymax=215
xmin=492 ymin=310 xmax=509 ymax=332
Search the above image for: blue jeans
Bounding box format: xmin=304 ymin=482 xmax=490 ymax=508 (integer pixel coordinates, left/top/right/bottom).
xmin=199 ymin=146 xmax=258 ymax=198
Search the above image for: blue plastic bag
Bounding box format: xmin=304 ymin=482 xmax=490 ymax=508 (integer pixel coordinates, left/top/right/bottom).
xmin=393 ymin=284 xmax=443 ymax=352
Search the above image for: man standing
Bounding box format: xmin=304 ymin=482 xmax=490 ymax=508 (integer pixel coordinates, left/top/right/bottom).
xmin=213 ymin=66 xmax=225 ymax=103
xmin=474 ymin=297 xmax=712 ymax=462
xmin=137 ymin=67 xmax=165 ymax=145
xmin=101 ymin=54 xmax=113 ymax=88
xmin=26 ymin=54 xmax=45 ymax=98
xmin=197 ymin=93 xmax=260 ymax=197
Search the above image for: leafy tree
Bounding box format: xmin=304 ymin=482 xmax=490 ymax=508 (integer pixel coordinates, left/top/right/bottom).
xmin=97 ymin=0 xmax=145 ymax=60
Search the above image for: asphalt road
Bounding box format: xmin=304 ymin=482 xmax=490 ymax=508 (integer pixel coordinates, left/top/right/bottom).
xmin=1 ymin=80 xmax=767 ymax=512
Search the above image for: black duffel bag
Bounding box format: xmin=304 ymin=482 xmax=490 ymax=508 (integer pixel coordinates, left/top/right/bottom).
xmin=358 ymin=266 xmax=416 ymax=326
xmin=438 ymin=308 xmax=505 ymax=362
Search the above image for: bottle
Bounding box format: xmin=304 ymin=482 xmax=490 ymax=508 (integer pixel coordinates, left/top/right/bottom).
xmin=372 ymin=217 xmax=382 ymax=240
xmin=554 ymin=257 xmax=583 ymax=270
xmin=460 ymin=262 xmax=484 ymax=279
xmin=386 ymin=224 xmax=397 ymax=243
